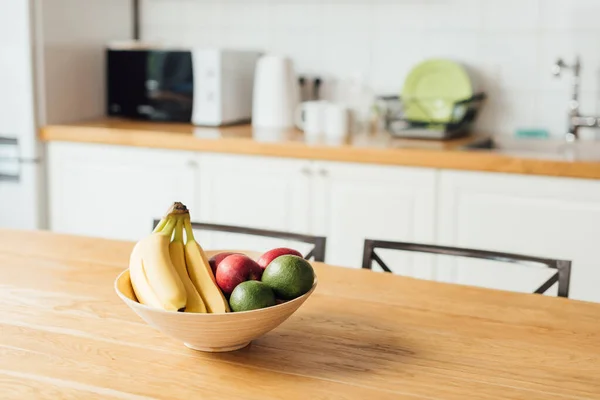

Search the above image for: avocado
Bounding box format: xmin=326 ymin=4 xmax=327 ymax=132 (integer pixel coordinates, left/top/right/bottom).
xmin=261 ymin=255 xmax=314 ymax=300
xmin=229 ymin=281 xmax=276 ymax=312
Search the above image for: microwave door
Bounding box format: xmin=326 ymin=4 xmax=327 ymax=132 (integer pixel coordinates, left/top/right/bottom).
xmin=146 ymin=51 xmax=193 ymax=122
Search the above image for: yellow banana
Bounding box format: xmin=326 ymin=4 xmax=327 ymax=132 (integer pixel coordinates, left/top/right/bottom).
xmin=129 ymin=241 xmax=163 ymax=308
xmin=169 ymin=217 xmax=207 ymax=313
xmin=129 ymin=216 xmax=187 ymax=311
xmin=183 ymin=216 xmax=230 ymax=313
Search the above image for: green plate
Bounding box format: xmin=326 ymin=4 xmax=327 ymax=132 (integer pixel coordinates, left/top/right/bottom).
xmin=402 ymin=59 xmax=472 ymax=123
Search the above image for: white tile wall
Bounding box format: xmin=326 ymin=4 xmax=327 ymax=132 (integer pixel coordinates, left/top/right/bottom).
xmin=141 ymin=0 xmax=600 ymax=138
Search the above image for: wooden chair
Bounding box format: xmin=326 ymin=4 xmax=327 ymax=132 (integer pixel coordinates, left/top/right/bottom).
xmin=361 ymin=239 xmax=572 ymax=298
xmin=153 ymin=219 xmax=327 ymax=262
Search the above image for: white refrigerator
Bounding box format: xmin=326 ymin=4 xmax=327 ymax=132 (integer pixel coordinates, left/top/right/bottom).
xmin=0 ymin=0 xmax=132 ymax=230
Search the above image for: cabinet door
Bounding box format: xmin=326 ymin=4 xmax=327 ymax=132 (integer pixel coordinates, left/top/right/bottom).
xmin=438 ymin=170 xmax=600 ymax=302
xmin=48 ymin=143 xmax=196 ymax=241
xmin=312 ymin=161 xmax=437 ymax=275
xmin=194 ymin=154 xmax=312 ymax=253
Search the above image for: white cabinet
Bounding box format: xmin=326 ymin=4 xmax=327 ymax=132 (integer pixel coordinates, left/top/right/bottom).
xmin=46 ymin=142 xmax=600 ymax=303
xmin=194 ymin=154 xmax=312 ymax=253
xmin=311 ymin=161 xmax=437 ymax=275
xmin=438 ymin=170 xmax=600 ymax=302
xmin=47 ymin=144 xmax=438 ymax=268
xmin=48 ymin=143 xmax=196 ymax=241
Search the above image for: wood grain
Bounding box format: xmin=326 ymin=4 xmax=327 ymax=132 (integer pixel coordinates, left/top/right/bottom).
xmin=40 ymin=118 xmax=600 ymax=180
xmin=2 ymin=229 xmax=600 ymax=399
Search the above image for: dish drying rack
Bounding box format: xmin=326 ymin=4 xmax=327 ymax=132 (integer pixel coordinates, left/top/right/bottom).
xmin=375 ymin=93 xmax=486 ymax=140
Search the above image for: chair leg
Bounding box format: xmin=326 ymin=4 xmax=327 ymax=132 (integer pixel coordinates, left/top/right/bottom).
xmin=362 ymin=240 xmax=375 ymax=270
xmin=312 ymin=238 xmax=327 ymax=263
xmin=304 ymin=249 xmax=315 ymax=261
xmin=556 ymin=260 xmax=571 ymax=298
xmin=534 ymin=273 xmax=559 ymax=295
xmin=371 ymin=251 xmax=392 ymax=273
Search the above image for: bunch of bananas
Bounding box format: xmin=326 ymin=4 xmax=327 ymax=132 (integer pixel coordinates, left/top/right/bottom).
xmin=129 ymin=202 xmax=230 ymax=313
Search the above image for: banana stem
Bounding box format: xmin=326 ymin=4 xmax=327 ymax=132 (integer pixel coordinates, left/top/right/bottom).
xmin=183 ymin=216 xmax=196 ymax=243
xmin=154 ymin=203 xmax=189 ymax=234
xmin=173 ymin=216 xmax=184 ymax=243
xmin=160 ymin=216 xmax=178 ymax=237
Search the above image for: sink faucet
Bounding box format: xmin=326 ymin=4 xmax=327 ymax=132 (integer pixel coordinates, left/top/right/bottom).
xmin=552 ymin=56 xmax=600 ymax=142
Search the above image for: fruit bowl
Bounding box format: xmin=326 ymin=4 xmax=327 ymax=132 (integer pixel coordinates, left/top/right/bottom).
xmin=115 ymin=250 xmax=317 ymax=352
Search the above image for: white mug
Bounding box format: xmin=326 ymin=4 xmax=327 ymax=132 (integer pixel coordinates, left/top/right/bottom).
xmin=324 ymin=104 xmax=349 ymax=139
xmin=296 ymin=101 xmax=328 ymax=137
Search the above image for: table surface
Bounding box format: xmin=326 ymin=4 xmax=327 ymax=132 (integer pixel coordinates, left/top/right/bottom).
xmin=1 ymin=229 xmax=600 ymax=399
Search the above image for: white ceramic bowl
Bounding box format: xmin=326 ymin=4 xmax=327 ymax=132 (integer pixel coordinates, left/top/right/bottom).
xmin=115 ymin=250 xmax=317 ymax=352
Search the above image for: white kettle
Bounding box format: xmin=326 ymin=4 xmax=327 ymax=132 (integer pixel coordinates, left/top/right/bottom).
xmin=252 ymin=55 xmax=299 ymax=129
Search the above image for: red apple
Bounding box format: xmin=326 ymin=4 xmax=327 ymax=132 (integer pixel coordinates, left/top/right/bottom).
xmin=215 ymin=254 xmax=262 ymax=295
xmin=209 ymin=252 xmax=241 ymax=275
xmin=257 ymin=247 xmax=303 ymax=270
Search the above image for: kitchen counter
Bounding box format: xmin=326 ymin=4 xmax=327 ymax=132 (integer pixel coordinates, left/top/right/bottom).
xmin=2 ymin=229 xmax=600 ymax=399
xmin=41 ymin=118 xmax=600 ymax=179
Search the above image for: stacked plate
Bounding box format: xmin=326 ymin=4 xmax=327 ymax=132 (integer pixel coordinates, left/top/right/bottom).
xmin=401 ymin=59 xmax=474 ymax=124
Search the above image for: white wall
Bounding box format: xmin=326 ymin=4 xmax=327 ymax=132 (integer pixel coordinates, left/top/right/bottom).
xmin=141 ymin=0 xmax=600 ymax=138
xmin=39 ymin=0 xmax=132 ymax=125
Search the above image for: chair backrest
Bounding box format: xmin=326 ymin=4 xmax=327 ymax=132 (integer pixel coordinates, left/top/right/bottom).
xmin=153 ymin=219 xmax=327 ymax=262
xmin=362 ymin=239 xmax=571 ymax=298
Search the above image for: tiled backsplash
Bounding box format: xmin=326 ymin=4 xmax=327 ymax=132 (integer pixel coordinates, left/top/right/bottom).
xmin=141 ymin=0 xmax=600 ymax=138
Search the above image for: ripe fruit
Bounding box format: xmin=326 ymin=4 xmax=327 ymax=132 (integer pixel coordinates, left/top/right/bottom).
xmin=129 ymin=216 xmax=187 ymax=311
xmin=257 ymin=247 xmax=303 ymax=270
xmin=229 ymin=281 xmax=276 ymax=312
xmin=216 ymin=254 xmax=262 ymax=295
xmin=262 ymin=255 xmax=314 ymax=300
xmin=128 ymin=241 xmax=162 ymax=309
xmin=169 ymin=217 xmax=207 ymax=313
xmin=209 ymin=252 xmax=241 ymax=275
xmin=183 ymin=216 xmax=230 ymax=313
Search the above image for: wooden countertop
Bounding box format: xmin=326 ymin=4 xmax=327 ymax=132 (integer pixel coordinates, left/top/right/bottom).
xmin=2 ymin=229 xmax=600 ymax=399
xmin=40 ymin=119 xmax=600 ymax=180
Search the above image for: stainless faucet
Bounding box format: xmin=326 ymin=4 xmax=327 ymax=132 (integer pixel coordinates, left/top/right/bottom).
xmin=552 ymin=56 xmax=600 ymax=142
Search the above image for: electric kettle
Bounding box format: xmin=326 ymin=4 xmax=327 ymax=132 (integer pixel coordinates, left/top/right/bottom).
xmin=252 ymin=55 xmax=299 ymax=129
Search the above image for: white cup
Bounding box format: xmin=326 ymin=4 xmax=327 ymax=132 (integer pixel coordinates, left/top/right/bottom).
xmin=324 ymin=103 xmax=349 ymax=139
xmin=296 ymin=101 xmax=328 ymax=137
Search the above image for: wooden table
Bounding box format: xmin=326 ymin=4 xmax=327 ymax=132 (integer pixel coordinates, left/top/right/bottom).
xmin=2 ymin=230 xmax=600 ymax=399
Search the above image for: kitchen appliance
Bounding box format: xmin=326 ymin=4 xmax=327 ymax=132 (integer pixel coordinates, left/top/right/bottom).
xmin=107 ymin=45 xmax=261 ymax=126
xmin=0 ymin=0 xmax=131 ymax=230
xmin=252 ymin=55 xmax=299 ymax=129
